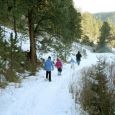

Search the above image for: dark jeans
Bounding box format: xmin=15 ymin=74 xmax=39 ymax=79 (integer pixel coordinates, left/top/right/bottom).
xmin=46 ymin=71 xmax=51 ymax=81
xmin=58 ymin=68 xmax=62 ymax=72
xmin=77 ymin=60 xmax=80 ymax=65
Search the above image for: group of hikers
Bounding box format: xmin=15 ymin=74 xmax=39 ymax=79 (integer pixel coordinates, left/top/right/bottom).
xmin=43 ymin=51 xmax=82 ymax=82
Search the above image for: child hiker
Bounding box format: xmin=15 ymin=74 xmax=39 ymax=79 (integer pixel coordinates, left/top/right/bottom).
xmin=70 ymin=57 xmax=75 ymax=69
xmin=44 ymin=56 xmax=54 ymax=81
xmin=55 ymin=58 xmax=62 ymax=75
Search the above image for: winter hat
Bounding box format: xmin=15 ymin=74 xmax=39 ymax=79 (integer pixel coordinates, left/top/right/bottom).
xmin=48 ymin=56 xmax=51 ymax=59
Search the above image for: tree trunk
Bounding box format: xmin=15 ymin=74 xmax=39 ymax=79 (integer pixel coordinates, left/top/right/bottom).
xmin=28 ymin=9 xmax=37 ymax=66
xmin=13 ymin=14 xmax=17 ymax=39
xmin=13 ymin=0 xmax=17 ymax=39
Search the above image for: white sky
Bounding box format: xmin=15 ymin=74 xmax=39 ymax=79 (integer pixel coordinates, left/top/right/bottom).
xmin=73 ymin=0 xmax=115 ymax=13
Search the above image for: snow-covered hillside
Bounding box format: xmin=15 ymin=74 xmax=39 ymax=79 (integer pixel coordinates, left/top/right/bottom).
xmin=1 ymin=26 xmax=30 ymax=51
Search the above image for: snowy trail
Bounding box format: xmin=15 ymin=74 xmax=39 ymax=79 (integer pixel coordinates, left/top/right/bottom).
xmin=0 ymin=64 xmax=75 ymax=115
xmin=0 ymin=51 xmax=114 ymax=115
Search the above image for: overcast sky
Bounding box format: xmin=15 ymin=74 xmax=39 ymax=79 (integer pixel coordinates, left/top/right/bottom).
xmin=73 ymin=0 xmax=115 ymax=13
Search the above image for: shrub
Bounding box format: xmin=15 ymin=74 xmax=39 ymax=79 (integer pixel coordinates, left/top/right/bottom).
xmin=79 ymin=59 xmax=115 ymax=115
xmin=70 ymin=58 xmax=115 ymax=115
xmin=5 ymin=68 xmax=20 ymax=83
xmin=0 ymin=81 xmax=7 ymax=88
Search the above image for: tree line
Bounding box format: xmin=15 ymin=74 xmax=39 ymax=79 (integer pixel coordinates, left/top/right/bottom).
xmin=81 ymin=12 xmax=115 ymax=49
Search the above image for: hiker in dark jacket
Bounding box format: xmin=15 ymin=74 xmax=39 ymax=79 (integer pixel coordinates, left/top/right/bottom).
xmin=44 ymin=56 xmax=54 ymax=81
xmin=76 ymin=51 xmax=82 ymax=65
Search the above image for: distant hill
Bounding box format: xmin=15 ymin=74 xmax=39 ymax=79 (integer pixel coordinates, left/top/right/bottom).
xmin=93 ymin=12 xmax=115 ymax=24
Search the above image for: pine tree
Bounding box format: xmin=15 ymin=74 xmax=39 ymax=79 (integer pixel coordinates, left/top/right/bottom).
xmin=97 ymin=21 xmax=112 ymax=52
xmin=81 ymin=12 xmax=100 ymax=44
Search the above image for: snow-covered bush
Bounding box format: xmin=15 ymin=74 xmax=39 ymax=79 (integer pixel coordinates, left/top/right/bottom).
xmin=79 ymin=58 xmax=115 ymax=115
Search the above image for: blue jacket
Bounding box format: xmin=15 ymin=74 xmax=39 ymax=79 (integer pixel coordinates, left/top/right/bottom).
xmin=44 ymin=59 xmax=54 ymax=71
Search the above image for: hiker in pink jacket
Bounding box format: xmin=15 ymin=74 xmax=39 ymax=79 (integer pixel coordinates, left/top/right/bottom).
xmin=55 ymin=58 xmax=63 ymax=75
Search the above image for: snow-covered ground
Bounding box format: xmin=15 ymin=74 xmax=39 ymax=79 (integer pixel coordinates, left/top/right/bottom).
xmin=0 ymin=27 xmax=115 ymax=115
xmin=0 ymin=48 xmax=115 ymax=115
